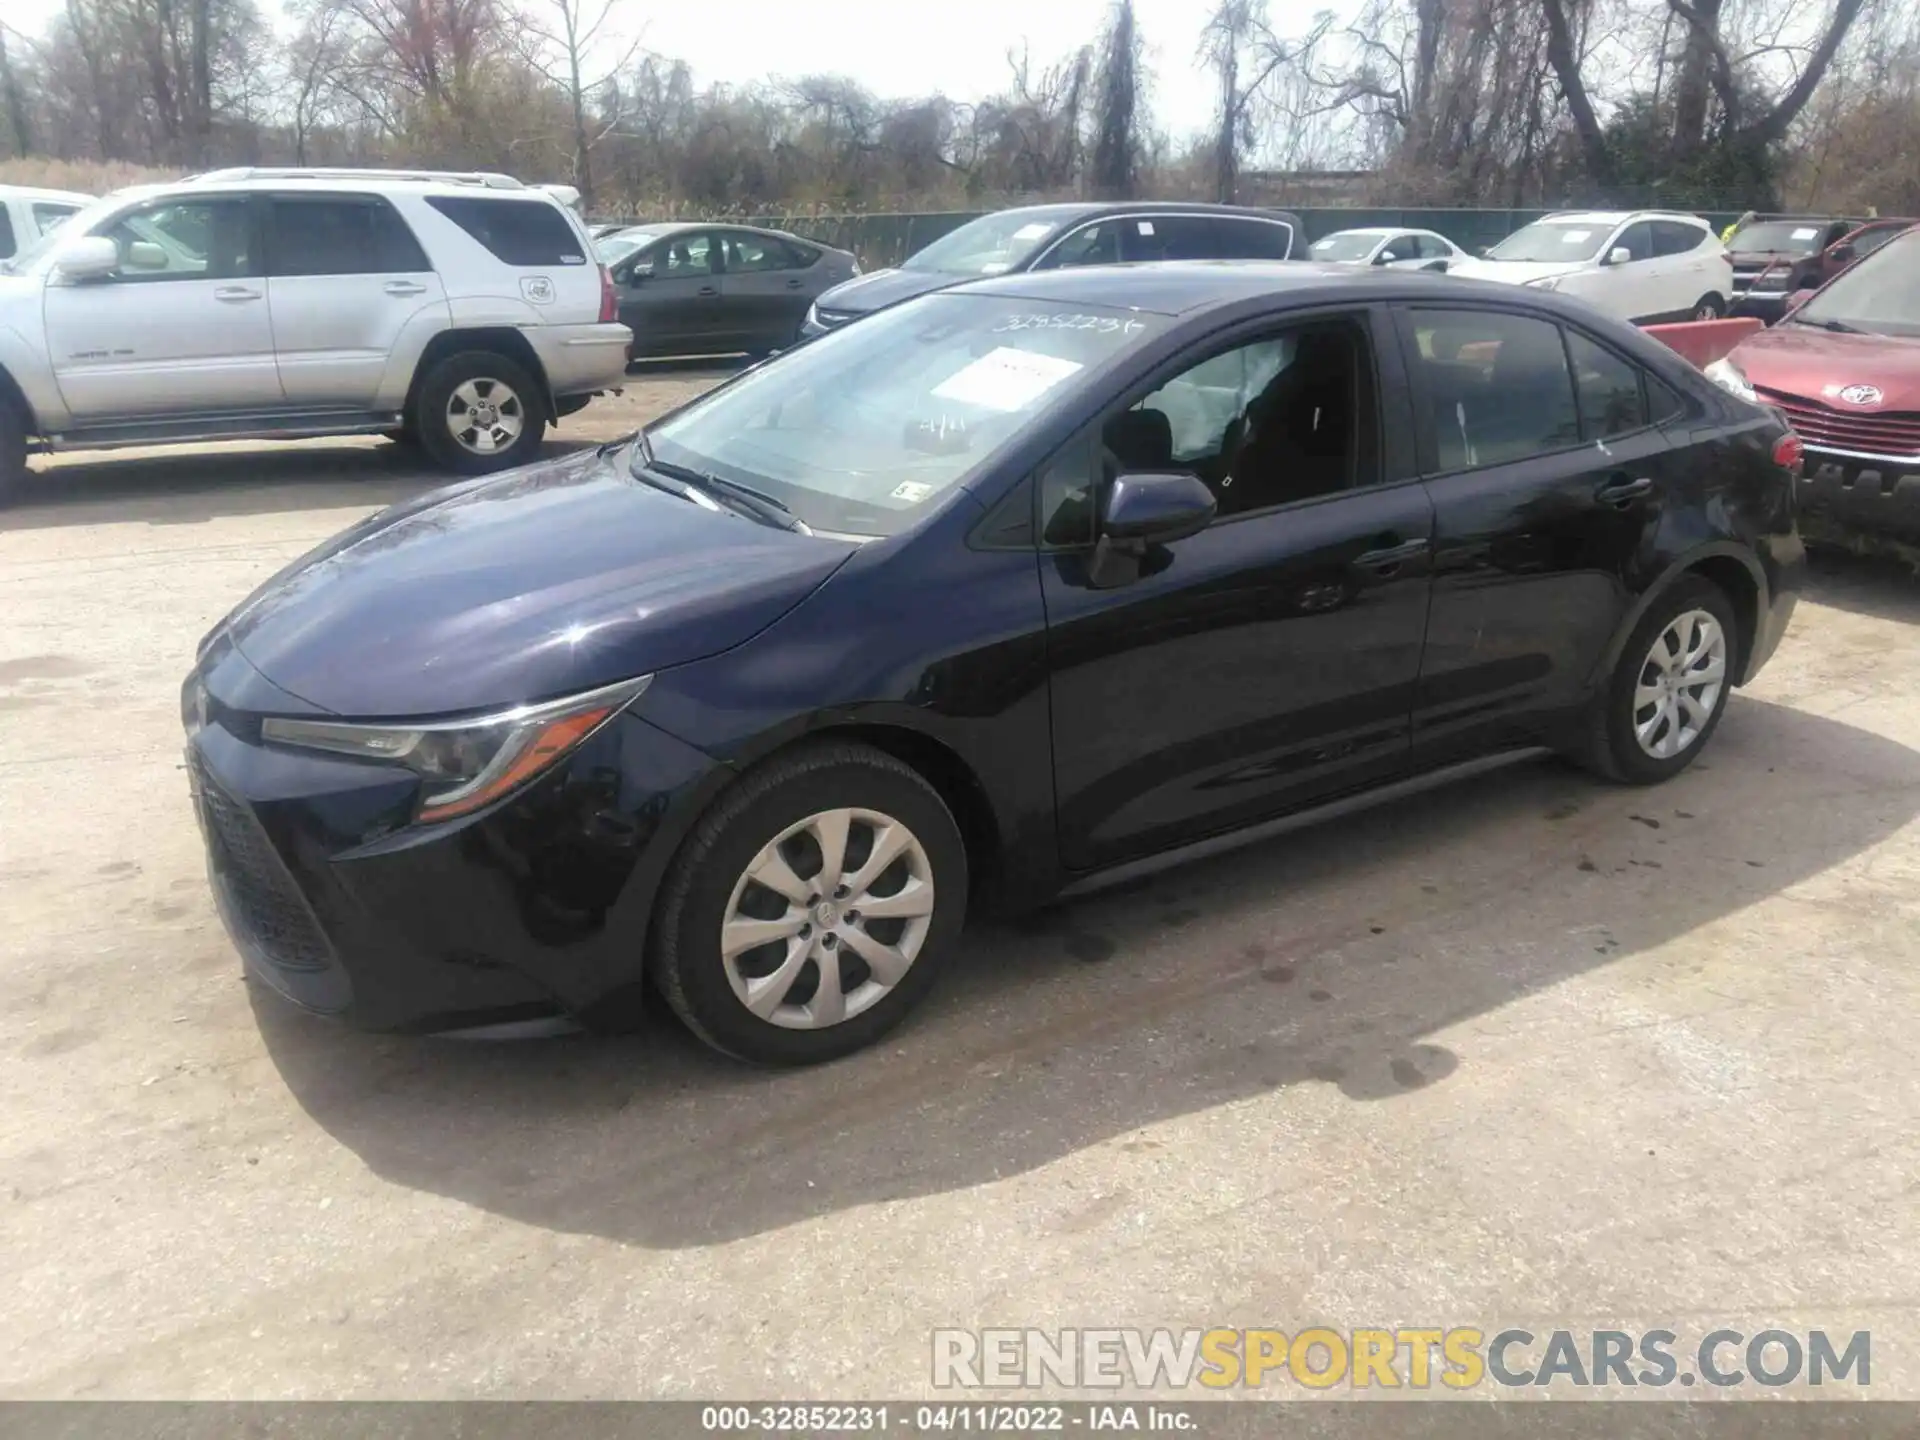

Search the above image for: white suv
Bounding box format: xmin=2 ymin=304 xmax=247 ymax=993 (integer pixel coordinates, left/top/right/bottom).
xmin=0 ymin=167 xmax=633 ymax=499
xmin=1449 ymin=210 xmax=1733 ymax=324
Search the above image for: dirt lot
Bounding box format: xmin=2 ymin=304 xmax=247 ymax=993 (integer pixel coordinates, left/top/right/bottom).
xmin=3 ymin=370 xmax=1919 ymax=1400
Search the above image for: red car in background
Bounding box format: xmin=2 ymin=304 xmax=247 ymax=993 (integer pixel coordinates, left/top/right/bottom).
xmin=1710 ymin=226 xmax=1920 ymax=548
xmin=1731 ymin=217 xmax=1916 ymax=325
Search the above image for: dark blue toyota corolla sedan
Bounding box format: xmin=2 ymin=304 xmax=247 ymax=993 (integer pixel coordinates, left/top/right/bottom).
xmin=184 ymin=263 xmax=1803 ymax=1065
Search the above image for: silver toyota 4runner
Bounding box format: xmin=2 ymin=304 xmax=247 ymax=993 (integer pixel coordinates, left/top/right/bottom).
xmin=0 ymin=167 xmax=634 ymax=500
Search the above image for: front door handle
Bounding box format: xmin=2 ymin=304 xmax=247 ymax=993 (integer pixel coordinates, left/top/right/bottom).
xmin=786 ymin=278 xmax=806 ymax=289
xmin=1353 ymin=537 xmax=1429 ymax=575
xmin=1596 ymin=476 xmax=1654 ymax=508
xmin=214 ymin=285 xmax=262 ymax=302
xmin=697 ymin=285 xmax=720 ymax=298
xmin=384 ymin=280 xmax=427 ymax=296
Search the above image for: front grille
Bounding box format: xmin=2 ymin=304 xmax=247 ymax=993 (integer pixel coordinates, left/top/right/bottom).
xmin=193 ymin=759 xmax=333 ymax=974
xmin=1757 ymin=387 xmax=1920 ymax=459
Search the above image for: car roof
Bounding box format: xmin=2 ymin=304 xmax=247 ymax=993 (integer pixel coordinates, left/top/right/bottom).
xmin=173 ymin=168 xmax=576 ymax=202
xmin=949 ymin=259 xmax=1540 ymax=315
xmin=1317 ymin=227 xmax=1398 ymax=238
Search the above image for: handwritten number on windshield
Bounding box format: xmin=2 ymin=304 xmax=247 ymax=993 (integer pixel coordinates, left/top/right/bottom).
xmin=993 ymin=313 xmax=1147 ymax=336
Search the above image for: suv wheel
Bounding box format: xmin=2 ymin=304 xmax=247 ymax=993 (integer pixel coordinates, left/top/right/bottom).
xmin=652 ymin=742 xmax=968 ymax=1066
xmin=1578 ymin=576 xmax=1738 ymax=784
xmin=1691 ymin=293 xmax=1726 ymax=321
xmin=414 ymin=351 xmax=547 ymax=474
xmin=0 ymin=400 xmax=25 ymax=506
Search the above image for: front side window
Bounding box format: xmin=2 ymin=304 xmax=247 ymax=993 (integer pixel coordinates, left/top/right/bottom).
xmin=268 ymin=197 xmax=429 ymax=276
xmin=648 ymin=292 xmax=1162 ymax=538
xmin=1419 ymin=235 xmax=1454 ymax=260
xmin=660 ymin=232 xmax=716 ymax=277
xmin=1408 ymin=309 xmax=1580 ymax=471
xmin=1038 ymin=221 xmax=1120 ymax=270
xmin=1566 ymin=331 xmax=1647 ymax=438
xmin=0 ymin=208 xmax=14 ymax=259
xmin=1612 ymin=222 xmax=1655 ymax=263
xmin=97 ymin=199 xmax=253 ymax=282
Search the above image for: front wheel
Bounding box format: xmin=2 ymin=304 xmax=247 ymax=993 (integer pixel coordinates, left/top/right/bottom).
xmin=1691 ymin=293 xmax=1727 ymax=321
xmin=414 ymin=351 xmax=547 ymax=475
xmin=1577 ymin=577 xmax=1738 ymax=784
xmin=652 ymin=742 xmax=968 ymax=1065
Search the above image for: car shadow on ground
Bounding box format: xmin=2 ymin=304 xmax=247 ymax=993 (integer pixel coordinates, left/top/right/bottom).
xmin=1 ymin=437 xmax=602 ymax=530
xmin=254 ymin=694 xmax=1920 ymax=1250
xmin=1803 ymin=547 xmax=1920 ymax=624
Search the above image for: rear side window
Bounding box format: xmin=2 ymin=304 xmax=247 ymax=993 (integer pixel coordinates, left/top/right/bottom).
xmin=268 ymin=197 xmax=430 ymax=276
xmin=425 ymin=196 xmax=587 ymax=266
xmin=1214 ymin=217 xmax=1294 ymax=260
xmin=1418 ymin=235 xmax=1453 ymax=260
xmin=1652 ymin=220 xmax=1708 ymax=256
xmin=1566 ymin=331 xmax=1647 ymax=438
xmin=1647 ymin=372 xmax=1688 ymax=424
xmin=0 ymin=208 xmax=14 ymax=259
xmin=1406 ymin=309 xmax=1581 ymax=471
xmin=1123 ymin=216 xmax=1217 ymax=262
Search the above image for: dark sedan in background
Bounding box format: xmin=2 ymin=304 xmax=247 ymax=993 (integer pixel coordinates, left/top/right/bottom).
xmin=184 ymin=263 xmax=1800 ymax=1066
xmin=598 ymin=222 xmax=859 ymax=359
xmin=798 ymin=200 xmax=1306 ymax=339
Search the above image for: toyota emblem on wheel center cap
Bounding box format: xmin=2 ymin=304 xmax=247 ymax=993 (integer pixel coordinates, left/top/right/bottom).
xmin=1837 ymin=384 xmax=1884 ymax=406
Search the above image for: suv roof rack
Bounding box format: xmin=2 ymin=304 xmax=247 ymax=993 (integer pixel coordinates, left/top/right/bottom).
xmin=189 ymin=166 xmax=526 ymax=190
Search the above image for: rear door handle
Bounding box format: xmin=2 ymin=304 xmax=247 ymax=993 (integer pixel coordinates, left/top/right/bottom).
xmin=384 ymin=280 xmax=427 ymax=296
xmin=1596 ymin=476 xmax=1654 ymax=508
xmin=786 ymin=278 xmax=806 ymax=289
xmin=214 ymin=285 xmax=261 ymax=302
xmin=1353 ymin=537 xmax=1429 ymax=575
xmin=697 ymin=285 xmax=720 ymax=298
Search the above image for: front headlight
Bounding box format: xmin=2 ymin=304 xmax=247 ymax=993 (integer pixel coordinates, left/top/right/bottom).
xmin=261 ymin=675 xmax=650 ymax=824
xmin=1702 ymin=357 xmax=1758 ymax=403
xmin=1524 ymin=276 xmax=1561 ymax=291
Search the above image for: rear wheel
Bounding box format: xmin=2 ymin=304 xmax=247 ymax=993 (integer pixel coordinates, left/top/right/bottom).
xmin=1691 ymin=293 xmax=1727 ymax=321
xmin=0 ymin=400 xmax=25 ymax=506
xmin=652 ymin=742 xmax=968 ymax=1065
xmin=1577 ymin=576 xmax=1738 ymax=784
xmin=414 ymin=351 xmax=547 ymax=475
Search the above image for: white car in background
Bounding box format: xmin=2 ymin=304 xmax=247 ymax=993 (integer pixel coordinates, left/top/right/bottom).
xmin=0 ymin=185 xmax=93 ymax=267
xmin=1447 ymin=210 xmax=1733 ymax=324
xmin=1308 ymin=226 xmax=1466 ymax=271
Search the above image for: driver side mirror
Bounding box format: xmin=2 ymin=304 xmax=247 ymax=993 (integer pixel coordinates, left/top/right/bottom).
xmin=1828 ymin=243 xmax=1856 ymax=266
xmin=1373 ymin=251 xmax=1398 ymax=266
xmin=1605 ymin=246 xmax=1633 ymax=267
xmin=53 ymin=235 xmax=119 ymax=282
xmin=620 ymin=259 xmax=654 ymax=284
xmin=1089 ymin=471 xmax=1216 ymax=587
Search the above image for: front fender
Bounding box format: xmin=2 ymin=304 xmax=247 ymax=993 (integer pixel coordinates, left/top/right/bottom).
xmin=0 ymin=321 xmax=68 ymax=433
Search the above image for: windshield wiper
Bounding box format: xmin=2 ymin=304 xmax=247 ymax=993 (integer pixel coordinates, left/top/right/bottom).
xmin=627 ymin=442 xmax=808 ymax=533
xmin=1790 ymin=315 xmax=1866 ymax=334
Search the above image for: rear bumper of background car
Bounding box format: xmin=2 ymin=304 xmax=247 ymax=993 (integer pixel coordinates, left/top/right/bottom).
xmin=534 ymin=322 xmax=635 ymax=396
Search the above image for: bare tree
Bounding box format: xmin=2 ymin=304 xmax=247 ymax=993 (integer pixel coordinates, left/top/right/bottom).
xmin=0 ymin=24 xmax=33 ymax=155
xmin=1089 ymin=0 xmax=1142 ymax=199
xmin=512 ymin=0 xmax=641 ymax=206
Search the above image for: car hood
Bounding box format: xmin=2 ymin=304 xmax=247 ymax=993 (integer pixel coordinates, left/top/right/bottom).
xmin=219 ymin=445 xmax=855 ymax=718
xmin=1732 ymin=324 xmax=1920 ymax=410
xmin=1445 ymin=258 xmax=1587 ymax=286
xmin=814 ymin=266 xmax=951 ymax=318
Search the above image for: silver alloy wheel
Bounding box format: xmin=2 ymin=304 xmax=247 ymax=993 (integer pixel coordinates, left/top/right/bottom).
xmin=1694 ymin=299 xmax=1721 ymax=321
xmin=720 ymin=807 xmax=936 ymax=1030
xmin=1633 ymin=609 xmax=1728 ymax=759
xmin=446 ymin=377 xmax=525 ymax=456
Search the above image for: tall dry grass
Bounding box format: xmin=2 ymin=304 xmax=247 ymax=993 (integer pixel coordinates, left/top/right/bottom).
xmin=0 ymin=157 xmax=182 ymax=196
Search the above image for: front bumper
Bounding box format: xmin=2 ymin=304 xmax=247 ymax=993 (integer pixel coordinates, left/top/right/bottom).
xmin=532 ymin=322 xmax=636 ymax=397
xmin=1797 ymin=451 xmax=1920 ymax=546
xmin=184 ymin=647 xmax=722 ymax=1034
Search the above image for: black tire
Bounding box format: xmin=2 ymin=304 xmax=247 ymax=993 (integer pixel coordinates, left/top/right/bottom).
xmin=652 ymin=741 xmax=969 ymax=1066
xmin=413 ymin=350 xmax=547 ymax=475
xmin=0 ymin=400 xmax=25 ymax=507
xmin=1576 ymin=576 xmax=1739 ymax=785
xmin=382 ymin=424 xmax=420 ymax=447
xmin=1692 ymin=293 xmax=1727 ymax=321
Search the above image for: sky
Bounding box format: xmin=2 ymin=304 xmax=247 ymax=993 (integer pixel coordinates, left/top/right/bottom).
xmin=6 ymin=0 xmax=1256 ymax=141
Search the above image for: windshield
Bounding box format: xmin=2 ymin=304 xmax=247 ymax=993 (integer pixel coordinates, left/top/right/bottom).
xmin=902 ymin=208 xmax=1084 ymax=276
xmin=1487 ymin=221 xmax=1611 ymax=264
xmin=647 ymin=292 xmax=1161 ymax=537
xmin=1729 ymin=221 xmax=1829 ymax=255
xmin=1309 ymin=233 xmax=1382 ymax=262
xmin=1793 ymin=230 xmax=1920 ymax=338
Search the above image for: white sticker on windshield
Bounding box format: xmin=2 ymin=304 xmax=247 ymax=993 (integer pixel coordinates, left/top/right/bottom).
xmin=1561 ymin=229 xmax=1593 ymax=243
xmin=890 ymin=481 xmax=937 ymax=503
xmin=932 ymin=347 xmax=1085 ymax=412
xmin=1012 ymin=223 xmax=1052 ymax=241
xmin=979 ymin=261 xmax=1012 ymax=274
xmin=1791 ymin=227 xmax=1819 ymax=241
xmin=1137 ymin=220 xmax=1156 ymax=236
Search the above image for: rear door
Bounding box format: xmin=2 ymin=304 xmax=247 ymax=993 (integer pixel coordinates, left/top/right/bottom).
xmin=1396 ymin=305 xmax=1672 ymax=762
xmin=1650 ymin=219 xmax=1721 ymax=316
xmin=265 ymin=193 xmax=449 ymax=407
xmin=44 ymin=194 xmax=282 ymax=420
xmin=717 ymin=230 xmax=819 ymax=349
xmin=1608 ymin=221 xmax=1663 ymax=320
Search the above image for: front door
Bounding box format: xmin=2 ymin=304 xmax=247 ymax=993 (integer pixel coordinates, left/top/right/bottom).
xmin=1396 ymin=305 xmax=1677 ymax=762
xmin=621 ymin=230 xmax=727 ymax=356
xmin=1040 ymin=309 xmax=1436 ymax=872
xmin=265 ymin=194 xmax=450 ymax=407
xmin=45 ymin=195 xmax=281 ymax=421
xmin=717 ymin=230 xmax=814 ymax=350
